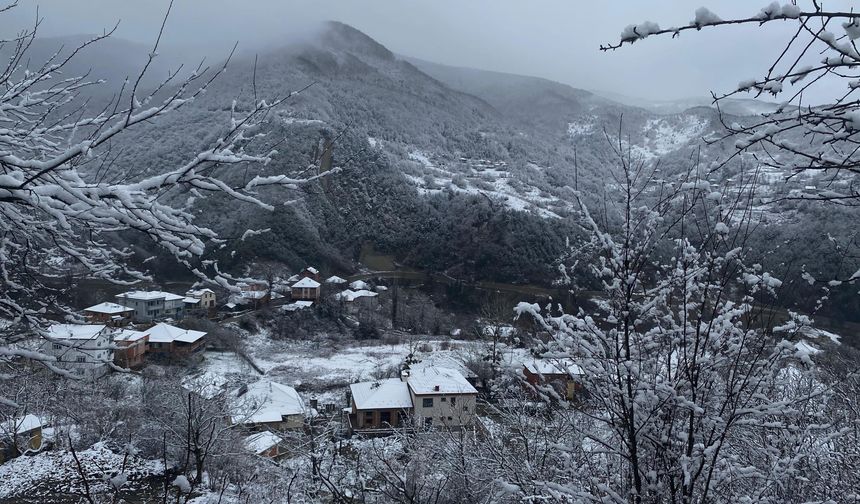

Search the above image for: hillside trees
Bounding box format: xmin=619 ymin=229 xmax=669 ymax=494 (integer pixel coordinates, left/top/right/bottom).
xmin=0 ymin=4 xmax=329 ymax=384
xmin=512 ymin=143 xmax=840 ymax=501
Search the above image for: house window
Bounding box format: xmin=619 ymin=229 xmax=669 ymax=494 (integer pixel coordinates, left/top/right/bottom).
xmin=52 ymin=343 xmax=62 ymax=350
xmin=424 ymin=417 xmax=432 ymax=427
xmin=441 ymin=397 xmax=447 ymax=402
xmin=364 ymin=411 xmax=373 ymax=422
xmin=76 ymin=356 xmax=86 ymax=363
xmin=422 ymin=398 xmax=433 ymax=408
xmin=380 ymin=411 xmax=391 ymax=424
xmin=450 ymin=397 xmax=456 ymax=406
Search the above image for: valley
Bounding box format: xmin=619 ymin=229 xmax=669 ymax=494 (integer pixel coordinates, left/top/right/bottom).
xmin=3 ymin=6 xmax=860 ymax=503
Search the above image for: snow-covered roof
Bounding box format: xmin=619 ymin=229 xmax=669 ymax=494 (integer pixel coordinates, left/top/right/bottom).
xmin=350 ymin=378 xmax=413 ymax=410
xmin=84 ymin=302 xmax=133 ymax=314
xmin=281 ymin=300 xmax=314 ymax=312
xmin=113 ymin=329 xmax=148 ymax=342
xmin=239 ymin=290 xmax=268 ymax=299
xmin=1 ymin=414 xmax=42 ymax=435
xmin=287 ymin=274 xmax=301 ymax=283
xmin=183 ymin=297 xmax=201 ymax=305
xmin=349 ymin=280 xmax=370 ymax=290
xmin=523 ymin=359 xmax=584 ymax=377
xmin=304 ymin=266 xmax=319 ymax=275
xmin=292 ymin=277 xmax=321 ymax=289
xmin=182 ymin=371 xmax=228 ymax=400
xmin=47 ymin=324 xmax=106 ymax=341
xmin=146 ymin=323 xmax=206 ymax=344
xmin=325 ymin=275 xmax=347 ymax=284
xmin=115 ymin=291 xmax=184 ymax=301
xmin=231 ymin=380 xmax=306 ymax=424
xmin=406 ymin=367 xmax=478 ymax=395
xmin=334 ymin=289 xmax=378 ymax=302
xmin=244 ymin=431 xmax=283 ymax=454
xmin=186 ymin=288 xmax=214 ymax=297
xmin=375 ymin=286 xmax=388 ymax=292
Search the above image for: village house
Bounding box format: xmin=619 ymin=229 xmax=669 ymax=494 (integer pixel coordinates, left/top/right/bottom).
xmin=229 ymin=379 xmax=308 ymax=431
xmin=184 ymin=288 xmax=217 ymax=316
xmin=82 ymin=302 xmax=134 ymax=326
xmin=334 ymin=289 xmax=379 ymax=314
xmin=325 ymin=275 xmax=347 ymax=285
xmin=348 ymin=378 xmax=413 ymax=432
xmin=349 ymin=280 xmax=371 ymax=291
xmin=291 ymin=277 xmax=321 ymax=302
xmin=114 ymin=291 xmax=186 ymax=322
xmin=144 ymin=323 xmax=207 ymax=360
xmin=235 ymin=282 xmax=270 ymax=309
xmin=346 ymin=367 xmax=478 ymax=433
xmin=406 ymin=367 xmax=478 ymax=428
xmin=244 ymin=431 xmax=286 ymax=459
xmin=522 ymin=359 xmax=584 ymax=400
xmin=40 ymin=324 xmax=113 ymax=378
xmin=112 ymin=329 xmax=150 ymax=369
xmin=300 ymin=266 xmax=321 ymax=282
xmin=0 ymin=414 xmax=43 ymax=464
xmin=182 ymin=371 xmax=229 ymax=400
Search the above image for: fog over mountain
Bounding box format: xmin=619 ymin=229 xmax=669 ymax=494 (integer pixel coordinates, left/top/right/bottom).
xmin=3 ymin=0 xmax=853 ymax=103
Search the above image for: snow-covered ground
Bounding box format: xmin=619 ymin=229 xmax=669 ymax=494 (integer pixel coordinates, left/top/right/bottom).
xmin=0 ymin=442 xmax=164 ymax=499
xmin=195 ymin=332 xmax=531 ymax=409
xmin=402 ymin=150 xmax=569 ymax=218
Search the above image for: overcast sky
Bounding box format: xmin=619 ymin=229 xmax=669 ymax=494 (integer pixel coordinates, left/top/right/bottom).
xmin=1 ymin=1 xmax=850 ymax=102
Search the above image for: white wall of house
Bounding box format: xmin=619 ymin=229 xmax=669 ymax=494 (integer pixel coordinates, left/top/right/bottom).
xmin=408 ymin=392 xmax=477 ymax=427
xmin=41 ymin=329 xmax=113 ymax=378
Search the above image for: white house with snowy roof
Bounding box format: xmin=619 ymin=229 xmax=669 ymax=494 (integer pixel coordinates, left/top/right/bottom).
xmin=346 ymin=367 xmax=478 ymax=432
xmin=184 ymin=288 xmax=216 ymax=313
xmin=325 ymin=275 xmax=347 ymax=285
xmin=40 ymin=324 xmax=114 ymax=378
xmin=406 ymin=367 xmax=478 ymax=428
xmin=114 ymin=291 xmax=186 ymax=322
xmin=230 ymin=380 xmax=308 ymax=431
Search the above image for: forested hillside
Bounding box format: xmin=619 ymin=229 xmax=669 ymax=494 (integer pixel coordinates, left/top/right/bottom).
xmin=58 ymin=20 xmax=858 ymax=320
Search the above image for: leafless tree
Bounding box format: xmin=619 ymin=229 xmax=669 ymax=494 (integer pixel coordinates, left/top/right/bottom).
xmin=602 ymin=3 xmax=860 ymax=210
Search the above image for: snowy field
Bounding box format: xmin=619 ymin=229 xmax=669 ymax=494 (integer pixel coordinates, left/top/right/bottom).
xmin=195 ymin=332 xmax=531 ymax=408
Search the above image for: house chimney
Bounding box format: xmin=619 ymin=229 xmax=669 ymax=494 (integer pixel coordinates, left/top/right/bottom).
xmin=433 ymin=385 xmax=440 ymax=392
xmin=400 ymin=370 xmax=410 ymax=382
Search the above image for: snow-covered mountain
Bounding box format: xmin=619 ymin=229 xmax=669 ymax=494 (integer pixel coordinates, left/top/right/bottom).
xmin=39 ymin=21 xmax=838 ymax=287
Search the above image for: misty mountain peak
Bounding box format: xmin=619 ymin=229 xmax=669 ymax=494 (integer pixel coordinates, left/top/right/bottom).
xmin=317 ymin=21 xmax=394 ymax=61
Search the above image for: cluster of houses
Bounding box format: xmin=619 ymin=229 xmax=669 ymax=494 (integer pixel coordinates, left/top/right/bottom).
xmin=84 ymin=287 xmax=218 ymax=325
xmin=41 ymin=321 xmax=208 ymax=377
xmin=2 ymin=263 xmax=589 ymax=465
